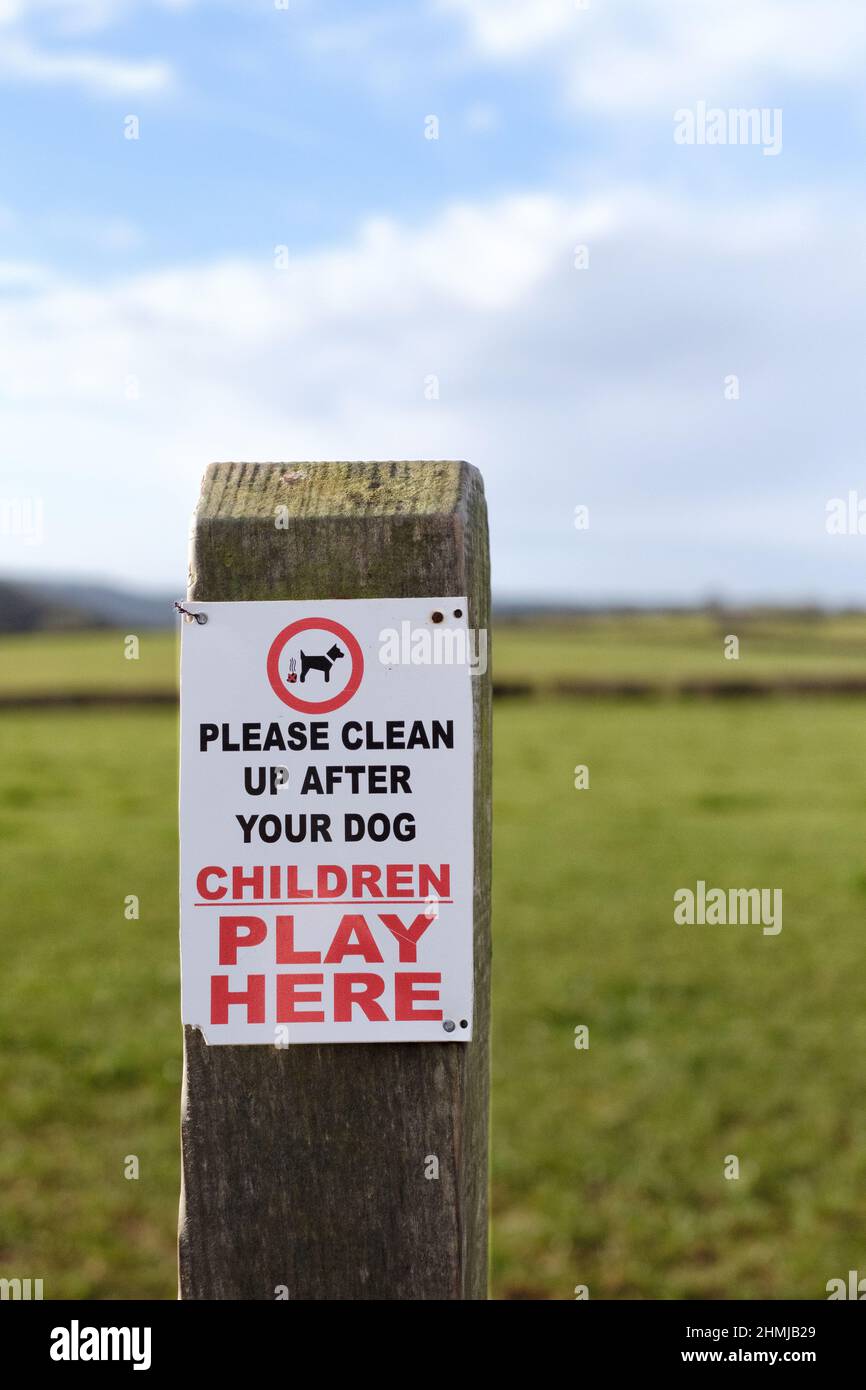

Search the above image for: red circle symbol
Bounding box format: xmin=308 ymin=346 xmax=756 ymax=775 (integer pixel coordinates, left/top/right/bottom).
xmin=267 ymin=617 xmax=364 ymax=714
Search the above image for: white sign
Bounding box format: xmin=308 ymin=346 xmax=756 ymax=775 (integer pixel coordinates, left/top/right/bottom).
xmin=179 ymin=598 xmax=474 ymax=1044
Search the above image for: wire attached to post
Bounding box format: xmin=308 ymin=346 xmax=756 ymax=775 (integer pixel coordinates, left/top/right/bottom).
xmin=174 ymin=601 xmax=208 ymax=625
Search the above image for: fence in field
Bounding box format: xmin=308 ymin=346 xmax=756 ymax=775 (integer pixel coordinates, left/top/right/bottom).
xmin=9 ymin=677 xmax=866 ymax=710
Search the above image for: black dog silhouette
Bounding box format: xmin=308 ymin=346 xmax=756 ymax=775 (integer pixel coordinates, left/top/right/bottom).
xmin=299 ymin=643 xmax=345 ymax=683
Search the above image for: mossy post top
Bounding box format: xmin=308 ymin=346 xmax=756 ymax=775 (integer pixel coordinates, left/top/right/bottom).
xmin=189 ymin=460 xmax=488 ymax=603
xmin=197 ymin=460 xmax=476 ymax=522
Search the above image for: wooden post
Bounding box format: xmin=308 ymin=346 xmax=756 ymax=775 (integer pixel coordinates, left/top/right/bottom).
xmin=178 ymin=460 xmax=491 ymax=1300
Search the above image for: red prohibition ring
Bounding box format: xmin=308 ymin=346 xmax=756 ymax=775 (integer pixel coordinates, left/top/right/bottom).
xmin=267 ymin=617 xmax=364 ymax=714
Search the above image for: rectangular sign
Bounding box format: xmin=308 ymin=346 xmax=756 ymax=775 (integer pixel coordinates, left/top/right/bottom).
xmin=179 ymin=598 xmax=474 ymax=1044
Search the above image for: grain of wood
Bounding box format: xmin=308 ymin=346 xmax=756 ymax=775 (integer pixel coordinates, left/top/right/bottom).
xmin=178 ymin=460 xmax=491 ymax=1300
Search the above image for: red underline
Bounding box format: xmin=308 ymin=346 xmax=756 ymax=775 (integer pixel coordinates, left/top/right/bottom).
xmin=193 ymin=899 xmax=453 ymax=907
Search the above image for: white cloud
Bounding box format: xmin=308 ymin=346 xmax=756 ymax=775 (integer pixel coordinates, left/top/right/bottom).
xmin=0 ymin=258 xmax=54 ymax=286
xmin=3 ymin=185 xmax=864 ymax=600
xmin=437 ymin=0 xmax=866 ymax=112
xmin=42 ymin=212 xmax=144 ymax=252
xmin=464 ymin=100 xmax=499 ymax=134
xmin=0 ymin=0 xmax=184 ymax=93
xmin=0 ymin=1 xmax=196 ymax=34
xmin=0 ymin=34 xmax=169 ymax=89
xmin=436 ymin=0 xmax=574 ymax=59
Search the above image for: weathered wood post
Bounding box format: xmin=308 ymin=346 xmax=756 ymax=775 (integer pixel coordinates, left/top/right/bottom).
xmin=178 ymin=460 xmax=491 ymax=1299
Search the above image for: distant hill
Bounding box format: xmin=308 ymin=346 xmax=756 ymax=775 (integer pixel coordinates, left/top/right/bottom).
xmin=0 ymin=578 xmax=176 ymax=633
xmin=1 ymin=576 xmax=860 ymax=637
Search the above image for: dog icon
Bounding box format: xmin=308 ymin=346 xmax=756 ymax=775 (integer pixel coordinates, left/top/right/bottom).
xmin=299 ymin=643 xmax=345 ymax=684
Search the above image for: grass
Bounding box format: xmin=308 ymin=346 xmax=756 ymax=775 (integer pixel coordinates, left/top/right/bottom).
xmin=491 ymin=697 xmax=866 ymax=1298
xmin=5 ymin=609 xmax=866 ymax=696
xmin=0 ymin=709 xmax=179 ymax=1298
xmin=0 ymin=630 xmax=178 ymax=696
xmin=2 ymin=696 xmax=865 ymax=1298
xmin=492 ymin=610 xmax=866 ymax=685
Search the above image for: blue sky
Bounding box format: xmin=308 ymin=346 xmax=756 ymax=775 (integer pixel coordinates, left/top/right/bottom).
xmin=1 ymin=1 xmax=591 ymax=271
xmin=2 ymin=0 xmax=866 ymax=601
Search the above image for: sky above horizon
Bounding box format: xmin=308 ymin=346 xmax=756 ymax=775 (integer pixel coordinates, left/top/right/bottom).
xmin=2 ymin=0 xmax=866 ymax=601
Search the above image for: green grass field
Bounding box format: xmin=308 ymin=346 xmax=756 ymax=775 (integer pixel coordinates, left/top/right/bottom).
xmin=2 ymin=683 xmax=865 ymax=1298
xmin=493 ymin=610 xmax=866 ymax=685
xmin=0 ymin=630 xmax=179 ymax=696
xmin=5 ymin=609 xmax=866 ymax=696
